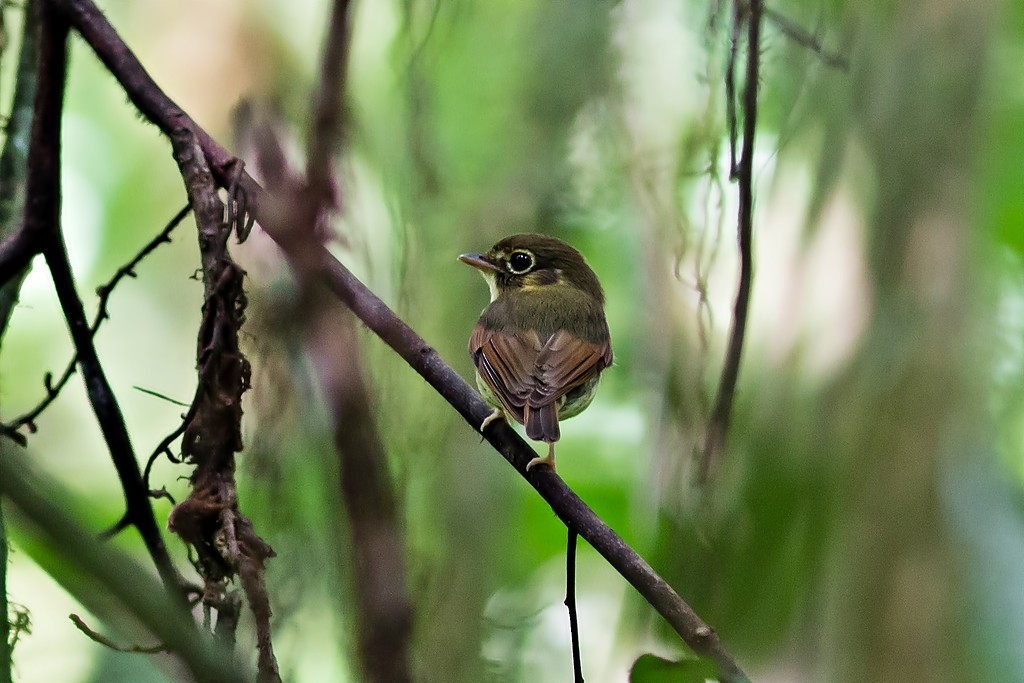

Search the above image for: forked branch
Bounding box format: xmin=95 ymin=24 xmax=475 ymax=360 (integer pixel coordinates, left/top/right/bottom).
xmin=27 ymin=2 xmax=182 ymax=594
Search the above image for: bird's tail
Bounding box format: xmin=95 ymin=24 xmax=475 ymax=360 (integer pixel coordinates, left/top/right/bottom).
xmin=525 ymin=403 xmax=560 ymax=443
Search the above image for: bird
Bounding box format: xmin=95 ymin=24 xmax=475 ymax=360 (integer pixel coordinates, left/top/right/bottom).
xmin=460 ymin=233 xmax=613 ymax=472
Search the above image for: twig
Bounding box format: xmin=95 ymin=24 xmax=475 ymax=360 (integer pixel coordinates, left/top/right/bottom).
xmin=132 ymin=386 xmax=191 ymax=407
xmin=765 ymin=6 xmax=848 ymax=70
xmin=3 ymin=205 xmax=189 ymax=433
xmin=141 ymin=408 xmax=190 ymax=492
xmin=0 ymin=423 xmax=25 ymax=447
xmin=68 ymin=614 xmax=168 ymax=654
xmin=700 ymin=0 xmax=762 ymax=484
xmin=141 ymin=375 xmax=207 ymax=498
xmin=566 ymin=526 xmax=583 ymax=683
xmin=48 ymin=1 xmax=750 ymax=678
xmin=29 ymin=2 xmax=183 ymax=596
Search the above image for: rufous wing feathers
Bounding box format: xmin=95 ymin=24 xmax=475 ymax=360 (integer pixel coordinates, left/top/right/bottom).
xmin=469 ymin=326 xmax=611 ymax=443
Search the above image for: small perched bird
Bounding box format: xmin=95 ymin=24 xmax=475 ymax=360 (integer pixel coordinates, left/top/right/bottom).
xmin=460 ymin=234 xmax=613 ymax=471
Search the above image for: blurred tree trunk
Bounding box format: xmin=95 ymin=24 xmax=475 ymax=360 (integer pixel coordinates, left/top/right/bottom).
xmin=822 ymin=1 xmax=992 ymax=681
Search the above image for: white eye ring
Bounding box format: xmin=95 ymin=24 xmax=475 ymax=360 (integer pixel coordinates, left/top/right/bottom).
xmin=507 ymin=250 xmax=535 ymax=274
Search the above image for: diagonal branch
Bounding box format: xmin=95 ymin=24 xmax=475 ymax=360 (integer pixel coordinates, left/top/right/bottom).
xmin=29 ymin=2 xmax=183 ymax=596
xmin=46 ymin=0 xmax=750 ymax=678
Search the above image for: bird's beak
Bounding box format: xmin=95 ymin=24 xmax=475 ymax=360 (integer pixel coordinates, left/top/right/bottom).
xmin=459 ymin=253 xmax=502 ymax=273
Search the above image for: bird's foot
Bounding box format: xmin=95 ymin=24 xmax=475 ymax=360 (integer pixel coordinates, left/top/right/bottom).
xmin=526 ymin=442 xmax=556 ymax=472
xmin=480 ymin=408 xmax=504 ymax=432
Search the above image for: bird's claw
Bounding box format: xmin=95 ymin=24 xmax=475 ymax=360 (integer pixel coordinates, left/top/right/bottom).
xmin=526 ymin=443 xmax=557 ymax=472
xmin=480 ymin=408 xmax=504 ymax=432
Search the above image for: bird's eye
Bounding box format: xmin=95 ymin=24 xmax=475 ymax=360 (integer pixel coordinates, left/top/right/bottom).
xmin=507 ymin=250 xmax=534 ymax=274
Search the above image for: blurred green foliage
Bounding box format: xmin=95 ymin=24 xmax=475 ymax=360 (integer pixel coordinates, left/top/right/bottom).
xmin=1 ymin=0 xmax=1023 ymax=682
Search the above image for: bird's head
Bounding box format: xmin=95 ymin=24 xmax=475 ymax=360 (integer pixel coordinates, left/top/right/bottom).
xmin=459 ymin=233 xmax=604 ymax=304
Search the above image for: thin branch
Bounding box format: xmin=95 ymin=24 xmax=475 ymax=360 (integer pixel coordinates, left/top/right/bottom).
xmin=141 ymin=408 xmax=190 ymax=492
xmin=68 ymin=614 xmax=168 ymax=654
xmin=29 ymin=3 xmax=183 ymax=595
xmin=132 ymin=386 xmax=191 ymax=407
xmin=566 ymin=526 xmax=583 ymax=683
xmin=765 ymin=6 xmax=848 ymax=70
xmin=3 ymin=205 xmax=189 ymax=433
xmin=700 ymin=0 xmax=762 ymax=484
xmin=48 ymin=0 xmax=750 ymax=678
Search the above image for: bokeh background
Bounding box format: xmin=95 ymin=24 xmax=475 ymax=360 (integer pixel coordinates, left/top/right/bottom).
xmin=2 ymin=0 xmax=1023 ymax=681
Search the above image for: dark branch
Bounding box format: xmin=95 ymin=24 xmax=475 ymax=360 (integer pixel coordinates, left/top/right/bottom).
xmin=700 ymin=0 xmax=762 ymax=483
xmin=48 ymin=0 xmax=750 ymax=678
xmin=29 ymin=2 xmax=183 ymax=595
xmin=566 ymin=526 xmax=583 ymax=683
xmin=308 ymin=302 xmax=415 ymax=683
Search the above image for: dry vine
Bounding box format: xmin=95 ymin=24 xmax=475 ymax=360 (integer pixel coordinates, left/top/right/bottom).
xmin=166 ymin=129 xmax=280 ymax=683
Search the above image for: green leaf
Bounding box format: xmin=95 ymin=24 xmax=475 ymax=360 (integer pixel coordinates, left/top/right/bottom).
xmin=629 ymin=653 xmax=717 ymax=683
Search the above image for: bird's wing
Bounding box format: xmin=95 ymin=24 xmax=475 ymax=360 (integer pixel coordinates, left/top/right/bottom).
xmin=469 ymin=325 xmax=542 ymax=424
xmin=470 ymin=326 xmax=612 ymax=417
xmin=529 ymin=329 xmax=613 ymax=407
